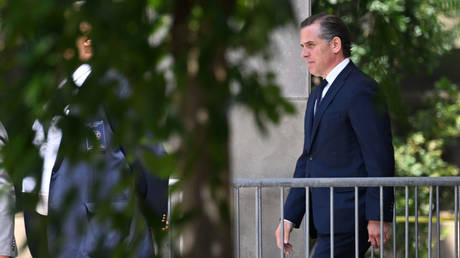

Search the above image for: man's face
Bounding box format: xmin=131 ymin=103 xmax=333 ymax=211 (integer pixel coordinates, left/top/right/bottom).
xmin=300 ymin=22 xmax=337 ymax=78
xmin=76 ymin=36 xmax=92 ymax=62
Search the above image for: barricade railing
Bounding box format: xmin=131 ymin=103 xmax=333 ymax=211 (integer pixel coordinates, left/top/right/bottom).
xmin=232 ymin=177 xmax=460 ymax=258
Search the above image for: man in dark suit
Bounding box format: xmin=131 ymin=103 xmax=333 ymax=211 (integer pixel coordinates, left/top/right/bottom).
xmin=275 ymin=13 xmax=394 ymax=257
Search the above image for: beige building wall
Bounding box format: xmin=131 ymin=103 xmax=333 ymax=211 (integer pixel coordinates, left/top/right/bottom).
xmin=229 ymin=1 xmax=311 ymax=257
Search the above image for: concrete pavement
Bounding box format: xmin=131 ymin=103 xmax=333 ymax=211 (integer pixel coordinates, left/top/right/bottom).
xmin=14 ymin=213 xmax=32 ymax=258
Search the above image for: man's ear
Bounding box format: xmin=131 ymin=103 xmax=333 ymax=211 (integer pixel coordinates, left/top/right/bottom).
xmin=330 ymin=36 xmax=342 ymax=54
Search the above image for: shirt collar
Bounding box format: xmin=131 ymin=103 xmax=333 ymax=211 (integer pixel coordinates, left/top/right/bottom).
xmin=324 ymin=58 xmax=350 ymax=85
xmin=72 ymin=63 xmax=92 ymax=87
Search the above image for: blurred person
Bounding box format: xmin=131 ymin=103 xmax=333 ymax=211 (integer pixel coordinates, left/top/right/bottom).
xmin=21 ymin=116 xmax=61 ymax=257
xmin=0 ymin=122 xmax=18 ymax=258
xmin=23 ymin=29 xmax=168 ymax=257
xmin=275 ymin=13 xmax=394 ymax=257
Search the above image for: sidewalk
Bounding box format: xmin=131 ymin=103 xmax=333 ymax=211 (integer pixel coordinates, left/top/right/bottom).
xmin=14 ymin=213 xmax=32 ymax=258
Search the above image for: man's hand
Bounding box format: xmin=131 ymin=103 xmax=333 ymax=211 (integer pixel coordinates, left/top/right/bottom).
xmin=275 ymin=220 xmax=294 ymax=255
xmin=367 ymin=220 xmax=390 ymax=248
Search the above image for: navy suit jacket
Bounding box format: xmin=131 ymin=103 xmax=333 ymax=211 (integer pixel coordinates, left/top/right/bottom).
xmin=47 ymin=70 xmax=168 ymax=257
xmin=284 ymin=61 xmax=394 ymax=235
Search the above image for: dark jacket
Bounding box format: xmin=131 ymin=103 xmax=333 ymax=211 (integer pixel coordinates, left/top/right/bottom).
xmin=284 ymin=62 xmax=394 ymax=235
xmin=48 ymin=68 xmax=168 ymax=257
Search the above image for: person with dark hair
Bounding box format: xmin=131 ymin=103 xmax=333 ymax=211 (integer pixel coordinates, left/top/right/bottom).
xmin=275 ymin=13 xmax=394 ymax=257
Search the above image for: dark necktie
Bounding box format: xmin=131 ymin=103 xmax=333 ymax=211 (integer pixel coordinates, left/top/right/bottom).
xmin=316 ymin=79 xmax=328 ymax=110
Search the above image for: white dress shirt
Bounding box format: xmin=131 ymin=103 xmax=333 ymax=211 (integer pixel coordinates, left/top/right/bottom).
xmin=22 ymin=64 xmax=92 ymax=215
xmin=313 ymin=58 xmax=350 ymax=114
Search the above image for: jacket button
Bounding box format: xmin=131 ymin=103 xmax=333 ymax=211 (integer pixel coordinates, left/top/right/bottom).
xmin=308 ymin=155 xmax=313 ymax=160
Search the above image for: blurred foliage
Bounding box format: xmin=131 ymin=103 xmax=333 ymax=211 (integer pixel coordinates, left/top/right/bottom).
xmin=314 ymin=0 xmax=460 ymax=124
xmin=390 ymin=78 xmax=460 ymax=257
xmin=396 ymin=79 xmax=460 ymax=178
xmin=0 ymin=0 xmax=295 ymax=257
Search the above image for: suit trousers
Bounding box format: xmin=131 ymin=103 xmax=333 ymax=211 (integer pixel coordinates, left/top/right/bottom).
xmin=23 ymin=210 xmax=49 ymax=258
xmin=312 ymin=230 xmax=370 ymax=258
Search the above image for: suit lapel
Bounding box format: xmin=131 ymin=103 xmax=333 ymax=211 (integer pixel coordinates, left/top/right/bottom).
xmin=305 ymin=88 xmax=318 ymax=151
xmin=309 ymin=62 xmax=355 ymax=147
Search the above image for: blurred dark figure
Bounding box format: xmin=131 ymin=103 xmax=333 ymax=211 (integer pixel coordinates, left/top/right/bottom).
xmin=23 ymin=26 xmax=168 ymax=258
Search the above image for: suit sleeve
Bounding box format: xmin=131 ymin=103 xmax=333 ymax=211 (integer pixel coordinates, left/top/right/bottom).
xmin=133 ymin=144 xmax=169 ymax=227
xmin=283 ymin=151 xmax=307 ymax=228
xmin=101 ymin=71 xmax=169 ymax=226
xmin=283 ymin=101 xmax=311 ymax=229
xmin=347 ymin=83 xmax=395 ymax=222
xmin=282 ymin=149 xmax=318 ymax=237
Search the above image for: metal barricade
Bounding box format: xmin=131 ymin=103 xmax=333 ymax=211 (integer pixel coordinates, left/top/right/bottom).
xmin=232 ymin=177 xmax=460 ymax=258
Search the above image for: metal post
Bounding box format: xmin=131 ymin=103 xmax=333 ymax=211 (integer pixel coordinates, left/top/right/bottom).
xmin=436 ymin=185 xmax=440 ymax=258
xmin=380 ymin=186 xmax=384 ymax=258
xmin=229 ymin=177 xmax=460 ymax=257
xmin=455 ymin=186 xmax=458 ymax=258
xmin=330 ymin=187 xmax=334 ymax=258
xmin=168 ymin=181 xmax=173 ymax=258
xmin=280 ymin=187 xmax=284 ymax=258
xmin=256 ymin=187 xmax=262 ymax=258
xmin=305 ymin=187 xmax=310 ymax=258
xmin=405 ymin=186 xmax=409 ymax=258
xmin=428 ymin=186 xmax=433 ymax=258
xmin=415 ymin=185 xmax=419 ymax=258
xmin=393 ymin=187 xmax=397 ymax=258
xmin=458 ymin=186 xmax=460 ymax=258
xmin=179 ymin=191 xmax=184 ymax=255
xmin=355 ymin=186 xmax=359 ymax=258
xmin=236 ymin=187 xmax=240 ymax=258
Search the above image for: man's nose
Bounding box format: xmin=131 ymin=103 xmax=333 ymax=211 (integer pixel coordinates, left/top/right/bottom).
xmin=301 ymin=47 xmax=309 ymax=58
